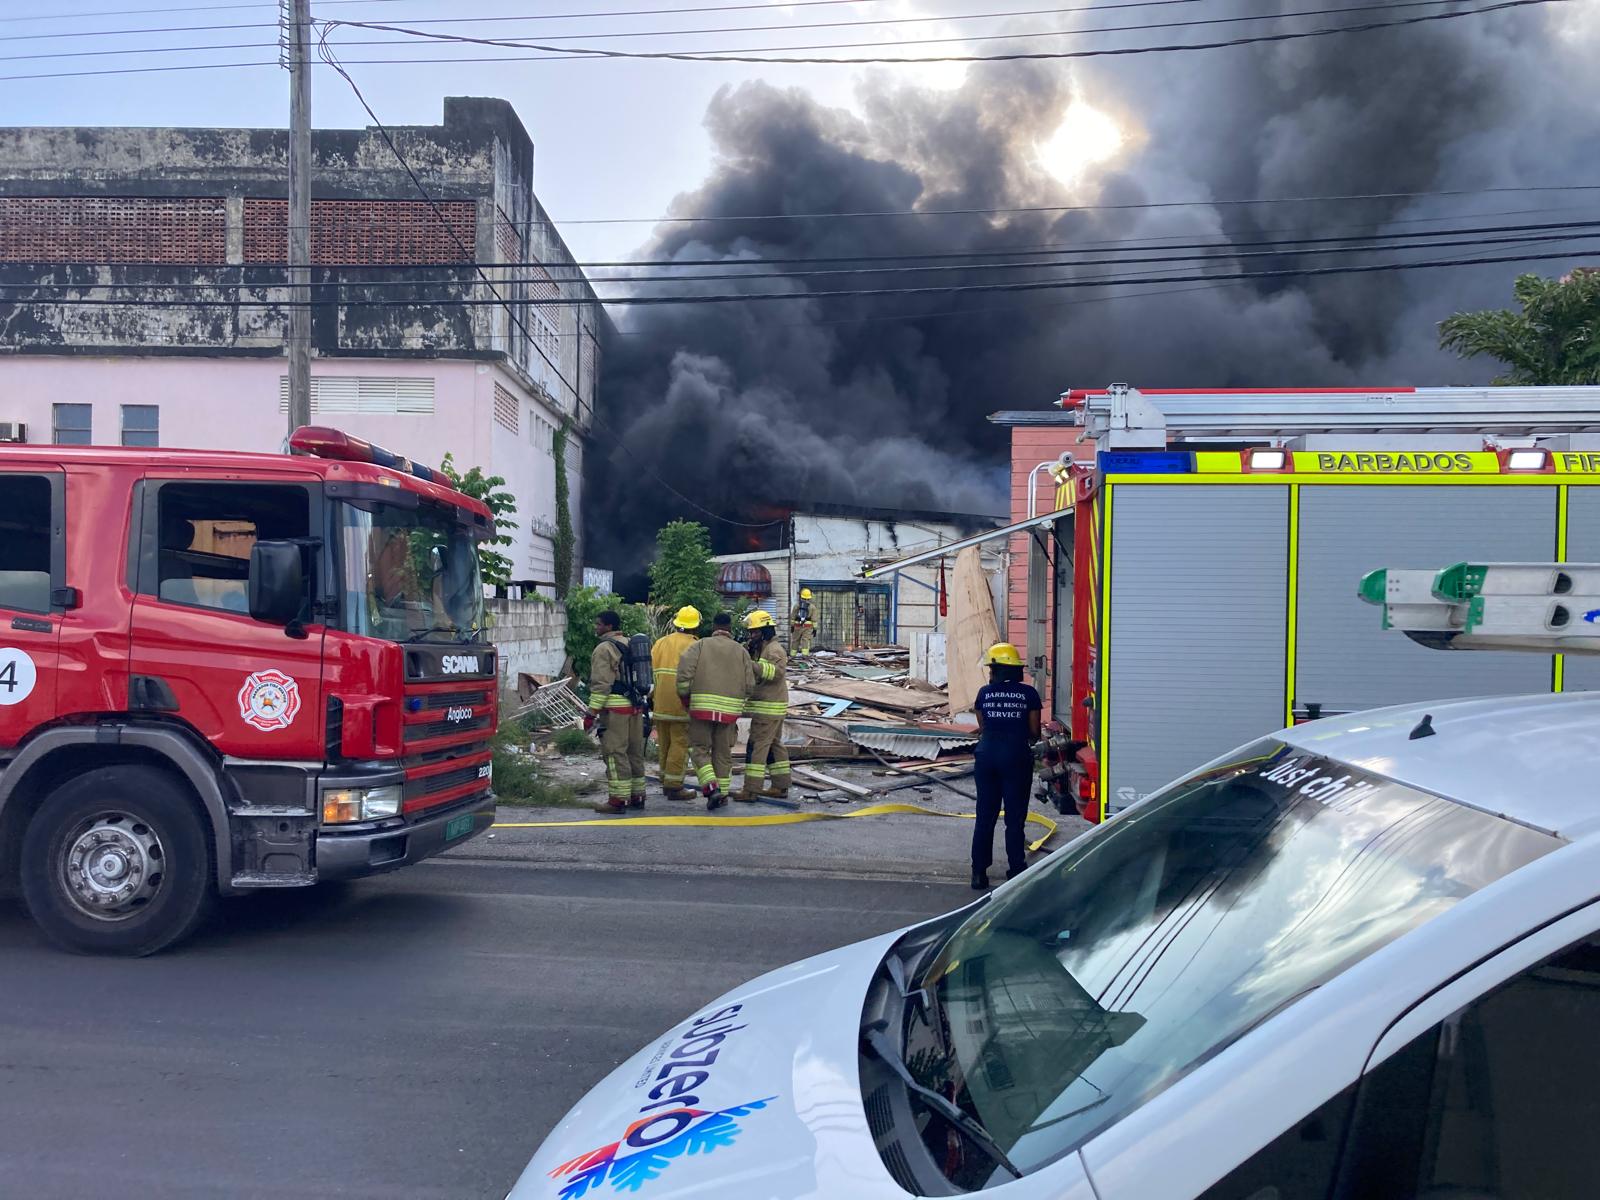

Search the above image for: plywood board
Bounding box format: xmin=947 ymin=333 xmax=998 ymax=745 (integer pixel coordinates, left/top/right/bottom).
xmin=947 ymin=544 xmax=1001 ymax=714
xmin=799 ymin=677 xmax=947 ymax=712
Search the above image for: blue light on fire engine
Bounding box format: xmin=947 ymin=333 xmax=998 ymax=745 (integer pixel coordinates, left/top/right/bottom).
xmin=1097 ymin=450 xmax=1195 ymax=474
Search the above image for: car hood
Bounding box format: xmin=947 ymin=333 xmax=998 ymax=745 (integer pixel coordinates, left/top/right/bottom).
xmin=507 ymin=930 xmax=908 ymax=1200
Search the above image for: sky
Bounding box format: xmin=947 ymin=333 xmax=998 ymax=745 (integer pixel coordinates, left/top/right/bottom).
xmin=9 ymin=0 xmax=1600 ymax=566
xmin=3 ymin=0 xmax=1012 ymax=262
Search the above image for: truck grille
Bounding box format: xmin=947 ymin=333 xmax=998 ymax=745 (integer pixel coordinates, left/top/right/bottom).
xmin=418 ymin=688 xmax=491 ymax=711
xmin=404 ymin=760 xmax=489 ymax=801
xmin=405 ymin=713 xmax=492 ymax=743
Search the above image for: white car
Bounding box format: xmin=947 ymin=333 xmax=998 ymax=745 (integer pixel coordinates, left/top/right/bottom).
xmin=510 ymin=692 xmax=1600 ymax=1200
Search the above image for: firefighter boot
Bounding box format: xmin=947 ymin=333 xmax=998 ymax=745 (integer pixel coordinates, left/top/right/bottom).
xmin=662 ymin=786 xmax=692 ymax=803
xmin=760 ymin=779 xmax=790 ymax=800
xmin=628 ymin=790 xmax=646 ymax=809
xmin=592 ymin=798 xmax=628 ymax=815
xmin=705 ymin=782 xmax=728 ymax=811
xmin=735 ymin=776 xmax=763 ymax=803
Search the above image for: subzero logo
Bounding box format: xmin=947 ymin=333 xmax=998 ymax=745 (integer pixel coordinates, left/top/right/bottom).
xmin=441 ymin=655 xmax=483 ymax=675
xmin=237 ymin=669 xmax=302 ymax=732
xmin=548 ymin=1003 xmax=760 ymax=1196
xmin=547 ymin=1098 xmax=776 ymax=1198
xmin=446 ymin=706 xmax=475 ymax=723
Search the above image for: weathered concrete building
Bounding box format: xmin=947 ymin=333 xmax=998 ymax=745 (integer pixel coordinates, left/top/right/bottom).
xmin=0 ymin=97 xmax=601 ymax=589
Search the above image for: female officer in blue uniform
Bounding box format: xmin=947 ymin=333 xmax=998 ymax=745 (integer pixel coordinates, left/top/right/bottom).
xmin=970 ymin=642 xmax=1042 ymax=890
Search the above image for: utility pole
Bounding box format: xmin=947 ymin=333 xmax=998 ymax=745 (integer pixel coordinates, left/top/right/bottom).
xmin=283 ymin=0 xmax=312 ymax=438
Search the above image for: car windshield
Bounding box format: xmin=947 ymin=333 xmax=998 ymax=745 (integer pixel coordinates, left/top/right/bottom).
xmin=901 ymin=738 xmax=1560 ymax=1189
xmin=336 ymin=498 xmax=486 ymax=643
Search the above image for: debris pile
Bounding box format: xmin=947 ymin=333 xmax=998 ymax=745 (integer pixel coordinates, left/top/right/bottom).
xmin=777 ymin=646 xmax=977 ymax=771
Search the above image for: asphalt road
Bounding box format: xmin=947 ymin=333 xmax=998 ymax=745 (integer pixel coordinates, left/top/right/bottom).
xmin=0 ymin=861 xmax=968 ymax=1200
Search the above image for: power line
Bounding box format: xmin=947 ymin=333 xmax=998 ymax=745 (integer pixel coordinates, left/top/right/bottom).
xmin=0 ymin=0 xmax=1561 ymax=81
xmin=0 ymin=0 xmax=1206 ymax=63
xmin=0 ymin=0 xmax=403 ymax=24
xmin=9 ymin=243 xmax=1598 ymax=306
xmin=324 ymin=0 xmax=1566 ymax=65
xmin=11 ymin=222 xmax=1599 ymax=291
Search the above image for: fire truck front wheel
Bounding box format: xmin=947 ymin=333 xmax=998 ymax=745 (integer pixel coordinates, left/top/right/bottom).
xmin=20 ymin=765 xmax=215 ymax=956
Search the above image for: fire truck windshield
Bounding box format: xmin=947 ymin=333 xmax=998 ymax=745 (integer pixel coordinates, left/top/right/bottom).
xmin=336 ymin=499 xmax=486 ymax=643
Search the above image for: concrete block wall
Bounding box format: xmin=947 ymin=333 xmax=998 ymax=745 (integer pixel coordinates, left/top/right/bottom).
xmin=488 ymin=596 xmax=568 ymax=694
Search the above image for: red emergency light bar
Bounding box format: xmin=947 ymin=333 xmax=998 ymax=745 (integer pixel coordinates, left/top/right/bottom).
xmin=289 ymin=425 xmax=451 ymax=488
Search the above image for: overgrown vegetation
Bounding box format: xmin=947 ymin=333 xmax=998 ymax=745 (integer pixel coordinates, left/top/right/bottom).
xmin=552 ymin=420 xmax=576 ymax=598
xmin=491 ymin=723 xmax=579 ymax=808
xmin=647 ymin=521 xmax=721 ymax=632
xmin=439 ymin=453 xmax=518 ymax=589
xmin=1440 ymin=270 xmax=1600 ymax=385
xmin=552 ymin=725 xmax=595 ymax=756
xmin=563 ymin=583 xmax=651 ymax=671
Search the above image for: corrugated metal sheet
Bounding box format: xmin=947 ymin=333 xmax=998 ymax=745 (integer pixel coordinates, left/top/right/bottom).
xmin=1561 ymin=487 xmax=1600 ymax=692
xmin=846 ymin=725 xmax=977 ymax=761
xmin=1295 ymin=485 xmax=1555 ymax=711
xmin=1108 ymin=484 xmax=1289 ymax=811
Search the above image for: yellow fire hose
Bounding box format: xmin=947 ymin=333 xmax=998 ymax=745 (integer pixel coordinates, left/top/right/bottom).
xmin=494 ymin=802 xmax=1058 ymax=854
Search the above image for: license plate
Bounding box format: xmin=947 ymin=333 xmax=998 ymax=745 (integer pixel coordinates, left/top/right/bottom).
xmin=444 ymin=813 xmax=475 ymax=841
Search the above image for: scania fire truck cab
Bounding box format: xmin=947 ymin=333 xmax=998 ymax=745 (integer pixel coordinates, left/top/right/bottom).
xmin=0 ymin=427 xmax=498 ymax=955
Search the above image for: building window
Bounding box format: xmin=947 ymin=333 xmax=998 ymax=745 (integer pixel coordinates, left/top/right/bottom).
xmin=277 ymin=375 xmax=435 ymax=415
xmin=494 ymin=383 xmax=519 ymax=434
xmin=528 ymin=408 xmax=554 ymax=451
xmin=121 ymin=404 xmax=159 ymax=447
xmin=52 ymin=403 xmax=91 ymax=445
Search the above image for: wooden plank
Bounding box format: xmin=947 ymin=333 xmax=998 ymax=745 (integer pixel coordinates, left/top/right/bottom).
xmin=792 ymin=765 xmax=874 ymax=797
xmin=947 ymin=544 xmax=1001 ymax=714
xmin=800 ymin=677 xmax=947 ymax=712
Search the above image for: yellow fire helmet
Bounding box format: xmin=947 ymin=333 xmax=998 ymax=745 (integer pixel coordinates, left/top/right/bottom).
xmin=983 ymin=642 xmax=1024 ymax=668
xmin=672 ymin=605 xmax=703 ymax=631
xmin=744 ymin=609 xmax=777 ymax=630
xmin=800 ymin=588 xmax=813 ymax=600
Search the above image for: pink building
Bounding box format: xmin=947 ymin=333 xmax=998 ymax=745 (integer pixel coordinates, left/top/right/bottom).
xmin=0 ymin=98 xmax=600 ymax=590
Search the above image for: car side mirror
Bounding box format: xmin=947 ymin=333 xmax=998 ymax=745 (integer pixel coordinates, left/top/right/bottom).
xmin=249 ymin=540 xmax=305 ymax=629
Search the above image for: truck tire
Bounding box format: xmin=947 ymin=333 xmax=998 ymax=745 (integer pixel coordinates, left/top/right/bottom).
xmin=20 ymin=765 xmax=215 ymax=956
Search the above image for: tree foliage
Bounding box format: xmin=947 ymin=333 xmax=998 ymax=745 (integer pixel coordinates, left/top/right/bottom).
xmin=563 ymin=584 xmax=650 ymax=674
xmin=440 ymin=452 xmax=518 ymax=590
xmin=1439 ymin=270 xmax=1600 ymax=385
xmin=552 ymin=419 xmax=575 ymax=598
xmin=647 ymin=520 xmax=722 ymax=632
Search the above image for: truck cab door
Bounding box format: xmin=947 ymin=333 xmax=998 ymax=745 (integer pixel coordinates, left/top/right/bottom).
xmin=128 ymin=477 xmax=327 ymax=762
xmin=0 ymin=468 xmax=65 ymax=750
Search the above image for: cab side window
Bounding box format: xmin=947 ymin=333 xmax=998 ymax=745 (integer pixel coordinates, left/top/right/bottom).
xmin=1342 ymin=934 xmax=1600 ymax=1199
xmin=0 ymin=474 xmax=53 ymax=614
xmin=154 ymin=483 xmax=309 ymax=614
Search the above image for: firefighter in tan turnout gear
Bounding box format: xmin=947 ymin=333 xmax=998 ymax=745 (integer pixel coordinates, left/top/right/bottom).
xmin=651 ymin=605 xmax=701 ymax=802
xmin=739 ymin=609 xmax=790 ymax=801
xmin=585 ymin=610 xmax=647 ymax=814
xmin=676 ymin=612 xmax=755 ymax=810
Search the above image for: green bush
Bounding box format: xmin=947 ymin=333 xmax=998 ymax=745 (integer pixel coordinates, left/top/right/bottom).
xmin=564 ymin=584 xmax=650 ymax=671
xmin=648 ymin=521 xmax=721 ymax=632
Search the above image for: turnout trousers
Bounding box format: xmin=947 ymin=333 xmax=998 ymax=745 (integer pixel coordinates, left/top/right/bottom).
xmin=971 ymin=744 xmax=1033 ymax=875
xmin=744 ymin=716 xmax=791 ymax=789
xmin=688 ymin=718 xmax=737 ymax=794
xmin=655 ymin=718 xmax=690 ymax=791
xmin=601 ymin=713 xmax=647 ymax=801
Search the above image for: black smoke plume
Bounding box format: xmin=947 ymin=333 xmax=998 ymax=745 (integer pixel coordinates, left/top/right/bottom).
xmin=589 ymin=2 xmax=1600 ymax=575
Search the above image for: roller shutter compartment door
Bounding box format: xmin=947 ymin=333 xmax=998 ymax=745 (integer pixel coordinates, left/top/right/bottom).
xmin=1295 ymin=485 xmax=1555 ymax=712
xmin=1106 ymin=485 xmax=1288 ymax=811
xmin=1561 ymin=488 xmax=1600 ymax=692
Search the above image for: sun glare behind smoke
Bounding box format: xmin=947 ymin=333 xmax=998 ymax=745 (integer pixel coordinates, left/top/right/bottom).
xmin=1036 ymin=102 xmax=1125 ymax=186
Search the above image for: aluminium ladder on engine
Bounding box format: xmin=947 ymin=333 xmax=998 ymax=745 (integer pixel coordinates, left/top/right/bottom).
xmin=1063 ymin=384 xmax=1600 ymax=448
xmin=1360 ymin=562 xmax=1600 ymax=656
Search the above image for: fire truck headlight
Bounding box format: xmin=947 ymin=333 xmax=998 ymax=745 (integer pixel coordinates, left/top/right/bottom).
xmin=322 ymin=785 xmax=403 ymax=824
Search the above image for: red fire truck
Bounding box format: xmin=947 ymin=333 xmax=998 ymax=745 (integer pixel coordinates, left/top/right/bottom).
xmin=0 ymin=427 xmax=498 ymax=955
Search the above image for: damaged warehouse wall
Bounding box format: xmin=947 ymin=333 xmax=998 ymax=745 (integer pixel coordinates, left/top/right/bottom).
xmin=0 ymin=97 xmax=602 ymax=591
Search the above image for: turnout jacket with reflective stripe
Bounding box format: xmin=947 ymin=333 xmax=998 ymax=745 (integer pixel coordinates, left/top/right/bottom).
xmin=676 ymin=631 xmax=755 ymax=724
xmin=650 ymin=631 xmax=697 ymax=722
xmin=747 ymin=638 xmax=788 ymax=717
xmin=588 ymin=632 xmax=641 ymax=714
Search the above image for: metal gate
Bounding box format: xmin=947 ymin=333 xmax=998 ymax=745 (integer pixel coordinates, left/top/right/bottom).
xmin=806 ymin=582 xmax=891 ymax=650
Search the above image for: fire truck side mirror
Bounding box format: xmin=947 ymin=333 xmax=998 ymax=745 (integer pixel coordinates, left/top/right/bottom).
xmin=250 ymin=540 xmax=305 ymax=629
